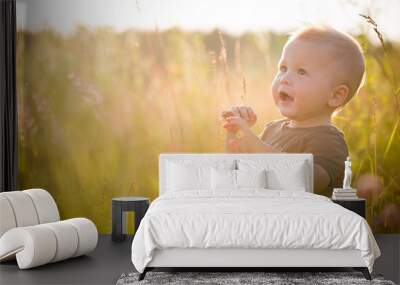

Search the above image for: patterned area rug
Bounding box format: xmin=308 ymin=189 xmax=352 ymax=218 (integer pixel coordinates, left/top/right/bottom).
xmin=116 ymin=271 xmax=396 ymax=285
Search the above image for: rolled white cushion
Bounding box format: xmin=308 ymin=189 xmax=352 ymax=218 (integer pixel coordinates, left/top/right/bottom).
xmin=0 ymin=189 xmax=60 ymax=239
xmin=42 ymin=221 xmax=79 ymax=262
xmin=64 ymin=218 xmax=98 ymax=257
xmin=0 ymin=191 xmax=39 ymax=227
xmin=0 ymin=196 xmax=17 ymax=237
xmin=0 ymin=226 xmax=57 ymax=269
xmin=23 ymin=189 xmax=60 ymax=223
xmin=0 ymin=218 xmax=98 ymax=269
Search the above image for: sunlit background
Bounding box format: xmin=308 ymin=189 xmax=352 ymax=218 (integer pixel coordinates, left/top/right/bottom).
xmin=16 ymin=0 xmax=400 ymax=233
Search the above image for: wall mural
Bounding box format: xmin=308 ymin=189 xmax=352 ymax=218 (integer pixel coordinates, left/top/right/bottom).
xmin=16 ymin=1 xmax=400 ymax=233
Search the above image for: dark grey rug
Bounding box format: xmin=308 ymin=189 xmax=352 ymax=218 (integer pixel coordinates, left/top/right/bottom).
xmin=116 ymin=271 xmax=396 ymax=285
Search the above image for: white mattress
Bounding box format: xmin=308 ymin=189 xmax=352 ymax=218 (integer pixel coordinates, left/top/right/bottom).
xmin=131 ymin=189 xmax=380 ymax=273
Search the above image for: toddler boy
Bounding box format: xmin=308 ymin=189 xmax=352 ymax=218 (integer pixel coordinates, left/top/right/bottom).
xmin=222 ymin=26 xmax=365 ymax=196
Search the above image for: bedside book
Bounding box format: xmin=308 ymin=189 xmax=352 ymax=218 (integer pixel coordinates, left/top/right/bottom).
xmin=332 ymin=188 xmax=358 ymax=200
xmin=333 ymin=188 xmax=357 ymax=193
xmin=332 ymin=195 xmax=359 ymax=200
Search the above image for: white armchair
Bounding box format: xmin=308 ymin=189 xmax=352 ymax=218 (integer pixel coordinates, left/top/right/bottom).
xmin=0 ymin=189 xmax=98 ymax=269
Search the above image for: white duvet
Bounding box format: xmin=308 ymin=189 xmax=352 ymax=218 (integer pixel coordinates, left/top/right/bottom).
xmin=131 ymin=189 xmax=380 ymax=273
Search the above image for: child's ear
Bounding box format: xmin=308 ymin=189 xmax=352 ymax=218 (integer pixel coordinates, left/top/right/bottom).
xmin=328 ymin=84 xmax=349 ymax=108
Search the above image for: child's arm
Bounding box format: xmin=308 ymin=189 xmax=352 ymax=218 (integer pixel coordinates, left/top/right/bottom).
xmin=222 ymin=106 xmax=261 ymax=152
xmin=302 ymin=134 xmax=348 ymax=195
xmin=223 ymin=116 xmax=280 ymax=153
xmin=229 ymin=119 xmax=331 ymax=192
xmin=225 ymin=131 xmax=238 ymax=152
xmin=221 ymin=106 xmax=256 ymax=152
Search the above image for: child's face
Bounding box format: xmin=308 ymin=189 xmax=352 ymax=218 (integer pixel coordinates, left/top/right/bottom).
xmin=271 ymin=38 xmax=338 ymax=121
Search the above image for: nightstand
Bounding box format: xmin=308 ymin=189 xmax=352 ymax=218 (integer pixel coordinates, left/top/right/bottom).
xmin=332 ymin=198 xmax=366 ymax=218
xmin=112 ymin=197 xmax=150 ymax=242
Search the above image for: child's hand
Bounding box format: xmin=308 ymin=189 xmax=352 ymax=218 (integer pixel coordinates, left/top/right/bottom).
xmin=221 ymin=106 xmax=257 ymax=133
xmin=224 ymin=118 xmax=257 ymax=152
xmin=222 ymin=116 xmax=251 ymax=134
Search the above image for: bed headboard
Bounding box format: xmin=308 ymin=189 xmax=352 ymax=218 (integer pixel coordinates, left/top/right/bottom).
xmin=159 ymin=153 xmax=314 ymax=195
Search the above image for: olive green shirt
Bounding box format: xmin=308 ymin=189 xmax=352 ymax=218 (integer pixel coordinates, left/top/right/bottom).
xmin=259 ymin=118 xmax=348 ymax=196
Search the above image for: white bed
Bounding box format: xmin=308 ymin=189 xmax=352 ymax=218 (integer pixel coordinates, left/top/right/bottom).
xmin=131 ymin=153 xmax=380 ymax=281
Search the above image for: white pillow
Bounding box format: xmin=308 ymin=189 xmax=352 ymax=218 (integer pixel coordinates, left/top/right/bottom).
xmin=238 ymin=159 xmax=308 ymax=191
xmin=166 ymin=159 xmax=236 ymax=192
xmin=211 ymin=168 xmax=236 ymax=190
xmin=236 ymin=169 xmax=267 ymax=189
xmin=266 ymin=167 xmax=307 ymax=191
xmin=211 ymin=168 xmax=268 ymax=190
xmin=167 ymin=162 xmax=211 ymax=191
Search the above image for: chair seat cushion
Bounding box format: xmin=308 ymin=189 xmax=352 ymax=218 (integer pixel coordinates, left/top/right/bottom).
xmin=0 ymin=218 xmax=98 ymax=269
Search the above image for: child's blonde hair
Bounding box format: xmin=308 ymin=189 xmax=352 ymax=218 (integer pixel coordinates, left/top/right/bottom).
xmin=287 ymin=25 xmax=365 ymax=107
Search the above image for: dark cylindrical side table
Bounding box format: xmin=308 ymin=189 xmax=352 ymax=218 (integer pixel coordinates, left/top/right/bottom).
xmin=112 ymin=197 xmax=149 ymax=242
